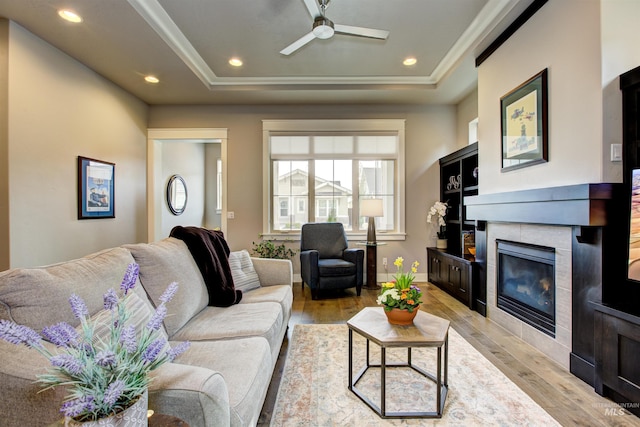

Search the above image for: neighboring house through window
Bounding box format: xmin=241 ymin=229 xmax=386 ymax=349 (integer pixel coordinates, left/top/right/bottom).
xmin=262 ymin=119 xmax=406 ymax=241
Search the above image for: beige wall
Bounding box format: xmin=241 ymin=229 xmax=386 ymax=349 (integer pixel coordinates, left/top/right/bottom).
xmin=0 ymin=20 xmax=9 ymax=271
xmin=148 ymin=104 xmax=460 ymax=277
xmin=478 ymin=0 xmax=604 ymax=193
xmin=456 ymin=89 xmax=479 ymax=146
xmin=601 ymin=0 xmax=640 ymax=183
xmin=160 ymin=142 xmax=205 ymax=237
xmin=204 ymin=143 xmax=222 ymax=230
xmin=4 ymin=22 xmax=148 ymax=268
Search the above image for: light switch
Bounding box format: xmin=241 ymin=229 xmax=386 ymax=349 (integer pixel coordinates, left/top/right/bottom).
xmin=611 ymin=143 xmax=622 ymax=162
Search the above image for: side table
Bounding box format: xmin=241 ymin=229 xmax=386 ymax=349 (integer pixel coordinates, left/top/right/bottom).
xmin=357 ymin=242 xmax=386 ymax=289
xmin=347 ymin=307 xmax=450 ymax=418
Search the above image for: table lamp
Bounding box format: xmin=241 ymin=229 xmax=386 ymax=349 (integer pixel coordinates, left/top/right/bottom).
xmin=361 ymin=199 xmax=384 ymax=244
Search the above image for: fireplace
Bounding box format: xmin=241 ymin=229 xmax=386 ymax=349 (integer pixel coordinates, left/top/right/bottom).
xmin=496 ymin=240 xmax=555 ymax=337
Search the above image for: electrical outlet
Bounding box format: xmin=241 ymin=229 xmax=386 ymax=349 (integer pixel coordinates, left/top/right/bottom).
xmin=227 ymin=211 xmax=235 ymax=219
xmin=382 ymin=257 xmax=387 ymax=267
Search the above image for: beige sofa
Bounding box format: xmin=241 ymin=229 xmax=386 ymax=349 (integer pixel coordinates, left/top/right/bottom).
xmin=0 ymin=237 xmax=293 ymax=427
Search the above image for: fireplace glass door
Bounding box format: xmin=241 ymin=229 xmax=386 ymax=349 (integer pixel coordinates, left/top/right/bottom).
xmin=497 ymin=240 xmax=555 ymax=336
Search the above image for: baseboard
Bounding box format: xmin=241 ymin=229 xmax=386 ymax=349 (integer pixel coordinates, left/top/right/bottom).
xmin=570 ymin=352 xmax=595 ymax=387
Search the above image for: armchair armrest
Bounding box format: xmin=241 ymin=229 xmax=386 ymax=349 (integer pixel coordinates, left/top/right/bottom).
xmin=343 ymin=248 xmax=364 ymax=287
xmin=343 ymin=248 xmax=364 ymax=264
xmin=250 ymin=257 xmax=293 ymax=287
xmin=299 ymin=250 xmax=319 ymax=287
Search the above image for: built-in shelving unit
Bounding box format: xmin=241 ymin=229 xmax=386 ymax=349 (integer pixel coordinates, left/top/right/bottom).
xmin=427 ymin=142 xmax=478 ymax=309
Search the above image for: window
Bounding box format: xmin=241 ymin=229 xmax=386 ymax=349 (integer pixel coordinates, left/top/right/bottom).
xmin=279 ymin=199 xmax=289 ymax=217
xmin=263 ymin=120 xmax=406 ymax=239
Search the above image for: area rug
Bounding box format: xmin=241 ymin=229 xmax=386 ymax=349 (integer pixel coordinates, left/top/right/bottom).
xmin=270 ymin=323 xmax=560 ymax=426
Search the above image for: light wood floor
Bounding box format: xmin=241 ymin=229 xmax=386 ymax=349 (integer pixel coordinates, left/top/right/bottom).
xmin=258 ymin=282 xmax=640 ymax=426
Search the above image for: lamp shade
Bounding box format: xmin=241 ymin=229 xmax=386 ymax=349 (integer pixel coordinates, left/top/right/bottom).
xmin=360 ymin=199 xmax=383 ymax=217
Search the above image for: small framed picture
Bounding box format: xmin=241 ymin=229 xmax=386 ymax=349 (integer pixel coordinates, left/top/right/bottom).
xmin=501 ymin=69 xmax=548 ymax=172
xmin=77 ymin=156 xmax=115 ymax=219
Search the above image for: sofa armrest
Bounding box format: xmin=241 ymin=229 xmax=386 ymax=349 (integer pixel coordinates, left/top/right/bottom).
xmin=250 ymin=257 xmax=293 ymax=287
xmin=0 ymin=341 xmax=67 ymax=426
xmin=149 ymin=362 xmax=230 ymax=427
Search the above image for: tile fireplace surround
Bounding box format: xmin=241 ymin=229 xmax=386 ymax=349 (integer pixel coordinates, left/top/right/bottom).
xmin=466 ymin=183 xmax=622 ymax=386
xmin=487 ymin=222 xmax=572 ymax=367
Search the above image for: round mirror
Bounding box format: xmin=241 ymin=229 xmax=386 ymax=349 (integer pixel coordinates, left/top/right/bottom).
xmin=166 ymin=174 xmax=187 ymax=215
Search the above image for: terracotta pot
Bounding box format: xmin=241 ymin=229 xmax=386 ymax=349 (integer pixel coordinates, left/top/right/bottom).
xmin=384 ymin=306 xmax=419 ymax=325
xmin=65 ymin=390 xmax=148 ymax=427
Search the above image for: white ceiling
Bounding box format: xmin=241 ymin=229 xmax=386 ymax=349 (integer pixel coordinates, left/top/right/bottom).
xmin=0 ymin=0 xmax=534 ymax=105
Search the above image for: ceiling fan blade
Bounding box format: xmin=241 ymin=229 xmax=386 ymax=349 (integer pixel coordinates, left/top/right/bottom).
xmin=280 ymin=31 xmax=317 ymax=55
xmin=334 ymin=24 xmax=389 ymax=40
xmin=302 ymin=0 xmax=321 ymax=18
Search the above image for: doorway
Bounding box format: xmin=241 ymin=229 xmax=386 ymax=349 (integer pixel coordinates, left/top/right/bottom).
xmin=147 ymin=128 xmax=228 ymax=242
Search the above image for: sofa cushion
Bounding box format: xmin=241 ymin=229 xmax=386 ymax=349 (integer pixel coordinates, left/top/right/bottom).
xmin=170 ymin=302 xmax=283 ymax=355
xmin=124 ymin=238 xmax=209 ymax=337
xmin=229 ymin=250 xmax=261 ymax=293
xmin=240 ymin=285 xmax=293 ymax=325
xmin=0 ymin=247 xmax=146 ymax=331
xmin=169 ymin=337 xmax=273 ymax=427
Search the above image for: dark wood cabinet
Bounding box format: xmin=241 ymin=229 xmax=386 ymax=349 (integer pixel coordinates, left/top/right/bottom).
xmin=428 ymin=143 xmax=480 ymax=311
xmin=427 ymin=247 xmax=474 ymax=308
xmin=594 ymin=304 xmax=640 ymax=416
xmin=591 ymin=64 xmax=640 ymax=412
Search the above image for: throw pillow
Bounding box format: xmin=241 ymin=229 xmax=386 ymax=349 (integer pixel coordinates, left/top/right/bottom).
xmin=229 ymin=250 xmax=261 ymax=293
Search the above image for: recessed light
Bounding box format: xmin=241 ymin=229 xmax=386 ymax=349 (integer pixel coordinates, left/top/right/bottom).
xmin=229 ymin=58 xmax=243 ymax=67
xmin=144 ymin=75 xmax=160 ymax=84
xmin=403 ymin=57 xmax=417 ymax=66
xmin=58 ymin=10 xmax=83 ymax=23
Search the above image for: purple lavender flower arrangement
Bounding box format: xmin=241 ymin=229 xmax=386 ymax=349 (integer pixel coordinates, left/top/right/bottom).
xmin=0 ymin=263 xmax=190 ymax=422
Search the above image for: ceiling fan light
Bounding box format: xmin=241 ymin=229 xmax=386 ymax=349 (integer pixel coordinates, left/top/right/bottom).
xmin=312 ymin=18 xmax=334 ymax=39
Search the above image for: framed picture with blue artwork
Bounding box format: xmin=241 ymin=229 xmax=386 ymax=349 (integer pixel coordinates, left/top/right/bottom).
xmin=501 ymin=69 xmax=548 ymax=172
xmin=77 ymin=156 xmax=115 ymax=219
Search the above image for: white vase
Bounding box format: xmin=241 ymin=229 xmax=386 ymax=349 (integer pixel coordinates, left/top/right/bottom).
xmin=436 ymin=239 xmax=447 ymax=249
xmin=65 ymin=390 xmax=148 ymax=427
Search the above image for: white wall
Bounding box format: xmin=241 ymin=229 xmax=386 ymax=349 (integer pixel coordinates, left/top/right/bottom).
xmin=478 ymin=0 xmax=604 ymax=194
xmin=148 ymin=104 xmax=460 ymax=277
xmin=5 ymin=22 xmax=148 ymax=268
xmin=160 ymin=142 xmax=205 ymax=237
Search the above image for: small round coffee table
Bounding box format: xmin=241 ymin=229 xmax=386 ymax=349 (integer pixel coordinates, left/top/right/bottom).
xmin=347 ymin=306 xmax=450 ymax=418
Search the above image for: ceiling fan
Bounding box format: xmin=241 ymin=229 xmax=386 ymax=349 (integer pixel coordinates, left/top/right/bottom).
xmin=280 ymin=0 xmax=389 ymax=55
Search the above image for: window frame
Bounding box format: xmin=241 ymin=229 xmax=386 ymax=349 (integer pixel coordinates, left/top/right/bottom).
xmin=262 ymin=119 xmax=406 ymax=241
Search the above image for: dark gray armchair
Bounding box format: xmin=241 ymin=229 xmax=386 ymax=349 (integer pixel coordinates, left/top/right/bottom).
xmin=299 ymin=223 xmax=364 ymax=300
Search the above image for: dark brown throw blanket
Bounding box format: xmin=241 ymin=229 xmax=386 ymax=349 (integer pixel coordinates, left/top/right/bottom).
xmin=170 ymin=226 xmax=242 ymax=307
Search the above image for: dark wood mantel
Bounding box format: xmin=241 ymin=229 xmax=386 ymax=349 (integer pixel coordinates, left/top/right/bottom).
xmin=465 ymin=183 xmax=621 ymax=226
